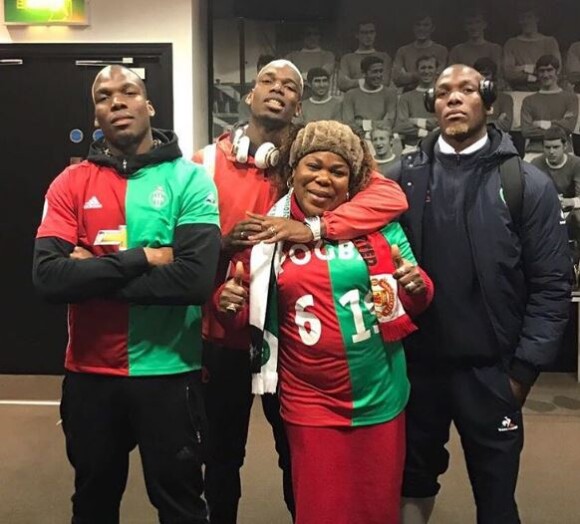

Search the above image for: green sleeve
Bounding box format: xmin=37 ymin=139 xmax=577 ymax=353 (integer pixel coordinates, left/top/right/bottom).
xmin=382 ymin=222 xmax=417 ymax=264
xmin=177 ymin=161 xmax=220 ymax=228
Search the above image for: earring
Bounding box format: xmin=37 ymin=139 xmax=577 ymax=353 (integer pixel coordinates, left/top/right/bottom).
xmin=346 ymin=191 xmax=350 ymax=201
xmin=286 ymin=176 xmax=294 ymax=189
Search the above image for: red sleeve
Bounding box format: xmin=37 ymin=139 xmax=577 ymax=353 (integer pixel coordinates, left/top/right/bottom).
xmin=398 ymin=268 xmax=434 ymax=318
xmin=210 ymin=251 xmax=250 ymax=331
xmin=322 ymin=171 xmax=408 ymax=241
xmin=36 ymin=168 xmax=78 ymax=244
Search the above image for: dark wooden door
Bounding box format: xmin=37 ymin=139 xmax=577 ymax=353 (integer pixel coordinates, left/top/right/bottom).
xmin=0 ymin=43 xmax=173 ymax=374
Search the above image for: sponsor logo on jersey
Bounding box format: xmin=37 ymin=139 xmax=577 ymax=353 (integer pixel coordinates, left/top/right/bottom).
xmin=94 ymin=225 xmax=127 ymax=250
xmin=281 ymin=241 xmax=363 ymax=267
xmin=83 ymin=196 xmax=103 ymax=209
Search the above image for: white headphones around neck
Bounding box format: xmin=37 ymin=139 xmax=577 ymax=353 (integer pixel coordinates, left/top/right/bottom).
xmin=231 ymin=126 xmax=280 ymax=169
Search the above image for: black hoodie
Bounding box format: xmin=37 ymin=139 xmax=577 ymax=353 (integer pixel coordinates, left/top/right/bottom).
xmin=88 ymin=128 xmax=182 ymax=176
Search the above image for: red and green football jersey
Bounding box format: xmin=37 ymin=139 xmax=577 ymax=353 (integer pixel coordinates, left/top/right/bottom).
xmin=37 ymin=158 xmax=219 ymax=376
xmin=277 ymin=222 xmax=413 ymax=427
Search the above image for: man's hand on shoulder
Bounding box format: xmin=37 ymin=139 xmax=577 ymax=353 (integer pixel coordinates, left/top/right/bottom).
xmin=246 ymin=212 xmax=314 ymax=244
xmin=222 ymin=218 xmax=263 ymax=254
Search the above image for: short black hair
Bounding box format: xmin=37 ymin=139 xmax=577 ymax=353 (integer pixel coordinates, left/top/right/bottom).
xmin=307 ymin=67 xmax=330 ymax=83
xmin=536 ymin=54 xmax=560 ymax=71
xmin=544 ymin=125 xmax=569 ymax=144
xmin=357 ymin=19 xmax=375 ymax=30
xmin=370 ymin=123 xmax=392 ymax=137
xmin=416 ymin=55 xmax=438 ymax=69
xmin=361 ymin=55 xmax=383 ymax=74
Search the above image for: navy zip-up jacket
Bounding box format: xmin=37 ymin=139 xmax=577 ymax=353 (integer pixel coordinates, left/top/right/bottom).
xmin=388 ymin=125 xmax=572 ymax=386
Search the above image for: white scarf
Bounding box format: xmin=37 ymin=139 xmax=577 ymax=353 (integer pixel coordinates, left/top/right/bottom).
xmin=249 ymin=193 xmax=291 ymax=394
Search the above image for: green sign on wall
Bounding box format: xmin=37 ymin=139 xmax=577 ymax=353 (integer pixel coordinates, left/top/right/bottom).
xmin=4 ymin=0 xmax=87 ymax=25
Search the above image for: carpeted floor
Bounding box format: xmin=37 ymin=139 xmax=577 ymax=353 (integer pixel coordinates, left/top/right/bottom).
xmin=1 ymin=373 xmax=579 ymax=523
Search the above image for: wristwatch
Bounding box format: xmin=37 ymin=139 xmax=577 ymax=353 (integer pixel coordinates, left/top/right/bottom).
xmin=304 ymin=216 xmax=322 ymax=241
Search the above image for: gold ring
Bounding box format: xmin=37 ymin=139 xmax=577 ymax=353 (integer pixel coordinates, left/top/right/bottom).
xmin=239 ymin=231 xmax=246 ymax=240
xmin=269 ymin=226 xmax=276 ymax=236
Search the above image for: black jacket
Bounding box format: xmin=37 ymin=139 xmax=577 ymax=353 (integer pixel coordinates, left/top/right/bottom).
xmin=388 ymin=126 xmax=572 ymax=385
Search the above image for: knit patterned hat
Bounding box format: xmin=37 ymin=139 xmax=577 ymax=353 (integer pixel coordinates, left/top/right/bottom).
xmin=289 ymin=120 xmax=364 ymax=177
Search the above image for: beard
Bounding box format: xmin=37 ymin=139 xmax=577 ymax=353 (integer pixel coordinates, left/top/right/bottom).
xmin=445 ymin=123 xmax=470 ymax=138
xmin=110 ymin=130 xmax=138 ymax=148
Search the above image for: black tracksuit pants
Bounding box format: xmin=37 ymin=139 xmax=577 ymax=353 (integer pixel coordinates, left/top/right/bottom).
xmin=203 ymin=343 xmax=294 ymax=524
xmin=402 ymin=359 xmax=524 ymax=524
xmin=60 ymin=371 xmax=208 ymax=524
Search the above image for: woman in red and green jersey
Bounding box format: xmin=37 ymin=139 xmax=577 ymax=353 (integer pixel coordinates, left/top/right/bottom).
xmin=215 ymin=121 xmax=434 ymax=524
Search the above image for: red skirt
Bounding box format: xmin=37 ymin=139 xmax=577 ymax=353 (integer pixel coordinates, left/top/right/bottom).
xmin=285 ymin=412 xmax=406 ymax=524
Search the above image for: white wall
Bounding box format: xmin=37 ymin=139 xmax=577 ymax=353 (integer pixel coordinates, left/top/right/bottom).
xmin=0 ymin=0 xmax=209 ymax=157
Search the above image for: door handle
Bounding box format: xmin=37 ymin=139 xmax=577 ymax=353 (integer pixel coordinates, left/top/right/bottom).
xmin=0 ymin=59 xmax=23 ymax=66
xmin=75 ymin=58 xmax=134 ymax=66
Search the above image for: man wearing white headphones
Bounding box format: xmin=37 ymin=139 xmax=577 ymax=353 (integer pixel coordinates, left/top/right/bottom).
xmin=195 ymin=59 xmax=409 ymax=524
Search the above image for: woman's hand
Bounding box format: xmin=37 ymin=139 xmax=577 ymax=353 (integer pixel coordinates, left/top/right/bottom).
xmin=246 ymin=212 xmax=314 ymax=244
xmin=218 ymin=261 xmax=248 ymax=314
xmin=392 ymin=245 xmax=426 ymax=295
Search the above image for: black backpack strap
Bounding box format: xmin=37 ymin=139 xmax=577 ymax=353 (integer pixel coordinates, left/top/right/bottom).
xmin=499 ymin=155 xmax=524 ymax=231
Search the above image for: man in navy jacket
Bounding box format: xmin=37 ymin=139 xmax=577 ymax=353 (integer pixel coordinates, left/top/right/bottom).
xmin=389 ymin=65 xmax=571 ymax=524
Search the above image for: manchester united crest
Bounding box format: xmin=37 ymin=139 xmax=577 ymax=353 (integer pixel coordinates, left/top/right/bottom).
xmin=371 ymin=275 xmax=397 ymax=321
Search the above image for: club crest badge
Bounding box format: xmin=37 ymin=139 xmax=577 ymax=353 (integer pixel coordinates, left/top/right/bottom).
xmin=150 ymin=186 xmax=168 ymax=209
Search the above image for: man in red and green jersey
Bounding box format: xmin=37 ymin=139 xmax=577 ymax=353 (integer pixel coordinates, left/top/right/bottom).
xmin=33 ymin=66 xmax=220 ymax=524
